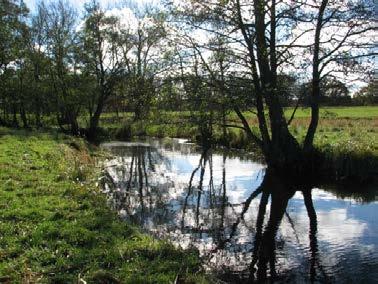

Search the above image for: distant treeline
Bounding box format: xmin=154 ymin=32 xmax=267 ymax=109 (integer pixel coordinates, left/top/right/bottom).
xmin=0 ymin=0 xmax=376 ymax=138
xmin=139 ymin=75 xmax=378 ymax=113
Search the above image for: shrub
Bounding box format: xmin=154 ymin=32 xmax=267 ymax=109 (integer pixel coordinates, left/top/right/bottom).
xmin=115 ymin=124 xmax=132 ymax=140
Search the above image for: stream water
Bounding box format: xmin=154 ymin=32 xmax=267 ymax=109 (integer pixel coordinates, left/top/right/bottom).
xmin=101 ymin=138 xmax=378 ymax=283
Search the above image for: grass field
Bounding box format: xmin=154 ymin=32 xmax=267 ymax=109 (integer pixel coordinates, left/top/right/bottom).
xmin=0 ymin=127 xmax=204 ymax=283
xmin=283 ymin=106 xmax=378 ymax=118
xmin=98 ymin=106 xmax=378 ymax=153
xmin=99 ymin=106 xmax=378 ymax=122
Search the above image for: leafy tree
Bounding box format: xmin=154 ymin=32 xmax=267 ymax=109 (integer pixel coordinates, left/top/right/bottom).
xmin=35 ymin=0 xmax=82 ymax=134
xmin=353 ymin=80 xmax=378 ymax=105
xmin=0 ymin=0 xmax=28 ymax=70
xmin=168 ymin=0 xmax=375 ymax=171
xmin=301 ymin=78 xmax=352 ymax=106
xmin=119 ymin=6 xmax=167 ymax=121
xmin=80 ymin=0 xmax=124 ymax=139
xmin=320 ymin=78 xmax=351 ymax=106
xmin=0 ymin=0 xmax=29 ymax=126
xmin=157 ymin=76 xmax=183 ymax=111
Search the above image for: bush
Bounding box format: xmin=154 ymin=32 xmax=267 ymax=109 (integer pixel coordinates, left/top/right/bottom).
xmin=115 ymin=124 xmax=132 ymax=140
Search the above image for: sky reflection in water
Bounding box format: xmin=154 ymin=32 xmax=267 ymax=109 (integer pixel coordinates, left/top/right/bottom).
xmin=102 ymin=139 xmax=378 ymax=283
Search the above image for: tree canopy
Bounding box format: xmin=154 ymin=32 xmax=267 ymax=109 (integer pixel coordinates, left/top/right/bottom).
xmin=0 ymin=0 xmax=375 ymax=154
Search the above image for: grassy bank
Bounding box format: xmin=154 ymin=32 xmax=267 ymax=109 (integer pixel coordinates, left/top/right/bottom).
xmin=0 ymin=127 xmax=204 ymax=283
xmin=100 ymin=106 xmax=378 ymax=183
xmin=100 ymin=106 xmax=377 ymax=152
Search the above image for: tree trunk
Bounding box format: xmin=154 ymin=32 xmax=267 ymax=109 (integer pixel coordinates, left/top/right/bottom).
xmin=304 ymin=0 xmax=328 ymax=151
xmin=87 ymin=96 xmax=105 ymax=140
xmin=12 ymin=104 xmax=19 ymax=127
xmin=69 ymin=117 xmax=79 ymax=136
xmin=134 ymin=103 xmax=143 ymax=121
xmin=20 ymin=105 xmax=28 ymax=128
xmin=221 ymin=106 xmax=227 ymax=144
xmin=34 ymin=97 xmax=42 ymax=128
xmin=250 ymin=0 xmax=301 ymax=171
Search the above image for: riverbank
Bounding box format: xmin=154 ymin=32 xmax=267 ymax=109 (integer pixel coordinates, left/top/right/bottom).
xmin=0 ymin=127 xmax=205 ymax=283
xmin=99 ymin=107 xmax=377 ymax=150
xmin=99 ymin=106 xmax=378 ymax=184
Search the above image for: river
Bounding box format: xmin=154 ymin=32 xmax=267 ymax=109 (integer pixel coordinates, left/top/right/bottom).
xmin=101 ymin=138 xmax=378 ymax=283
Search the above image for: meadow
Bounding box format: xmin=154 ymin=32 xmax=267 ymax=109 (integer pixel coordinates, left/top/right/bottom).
xmin=99 ymin=106 xmax=378 ymax=152
xmin=0 ymin=127 xmax=205 ymax=283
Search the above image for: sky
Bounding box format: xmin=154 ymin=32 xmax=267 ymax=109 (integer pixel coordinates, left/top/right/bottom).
xmin=24 ymin=0 xmax=161 ymax=14
xmin=22 ymin=0 xmax=373 ymax=93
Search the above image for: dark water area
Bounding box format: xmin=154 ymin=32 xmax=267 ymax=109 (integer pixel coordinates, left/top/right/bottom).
xmin=101 ymin=138 xmax=378 ymax=283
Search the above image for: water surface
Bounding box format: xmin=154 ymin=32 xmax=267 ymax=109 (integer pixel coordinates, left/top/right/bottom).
xmin=101 ymin=139 xmax=378 ymax=283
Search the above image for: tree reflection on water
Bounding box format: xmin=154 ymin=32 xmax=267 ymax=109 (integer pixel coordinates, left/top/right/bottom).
xmin=102 ymin=141 xmax=377 ymax=283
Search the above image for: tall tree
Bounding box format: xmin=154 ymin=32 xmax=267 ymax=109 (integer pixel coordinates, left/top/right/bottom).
xmin=27 ymin=3 xmax=51 ymax=127
xmin=37 ymin=0 xmax=82 ymax=134
xmin=353 ymin=80 xmax=378 ymax=105
xmin=80 ymin=0 xmax=124 ymax=139
xmin=168 ymin=0 xmax=375 ymax=172
xmin=0 ymin=0 xmax=29 ymax=126
xmin=120 ymin=5 xmax=167 ymax=120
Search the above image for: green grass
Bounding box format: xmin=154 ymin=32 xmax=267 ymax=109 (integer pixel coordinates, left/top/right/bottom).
xmin=284 ymin=106 xmax=378 ymax=118
xmin=0 ymin=127 xmax=205 ymax=283
xmin=99 ymin=106 xmax=378 ymax=152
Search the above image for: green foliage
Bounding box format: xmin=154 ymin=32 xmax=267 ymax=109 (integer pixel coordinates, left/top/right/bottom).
xmin=0 ymin=0 xmax=29 ymax=68
xmin=115 ymin=124 xmax=132 ymax=140
xmin=353 ymin=80 xmax=378 ymax=105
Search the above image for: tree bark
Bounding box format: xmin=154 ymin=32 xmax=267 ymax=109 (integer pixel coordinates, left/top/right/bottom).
xmin=20 ymin=105 xmax=28 ymax=128
xmin=12 ymin=104 xmax=19 ymax=127
xmin=88 ymin=91 xmax=106 ymax=139
xmin=304 ymin=0 xmax=328 ymax=151
xmin=253 ymin=0 xmax=301 ymax=170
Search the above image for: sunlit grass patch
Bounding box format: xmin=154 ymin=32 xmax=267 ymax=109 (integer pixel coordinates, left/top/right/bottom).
xmin=0 ymin=128 xmax=204 ymax=283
